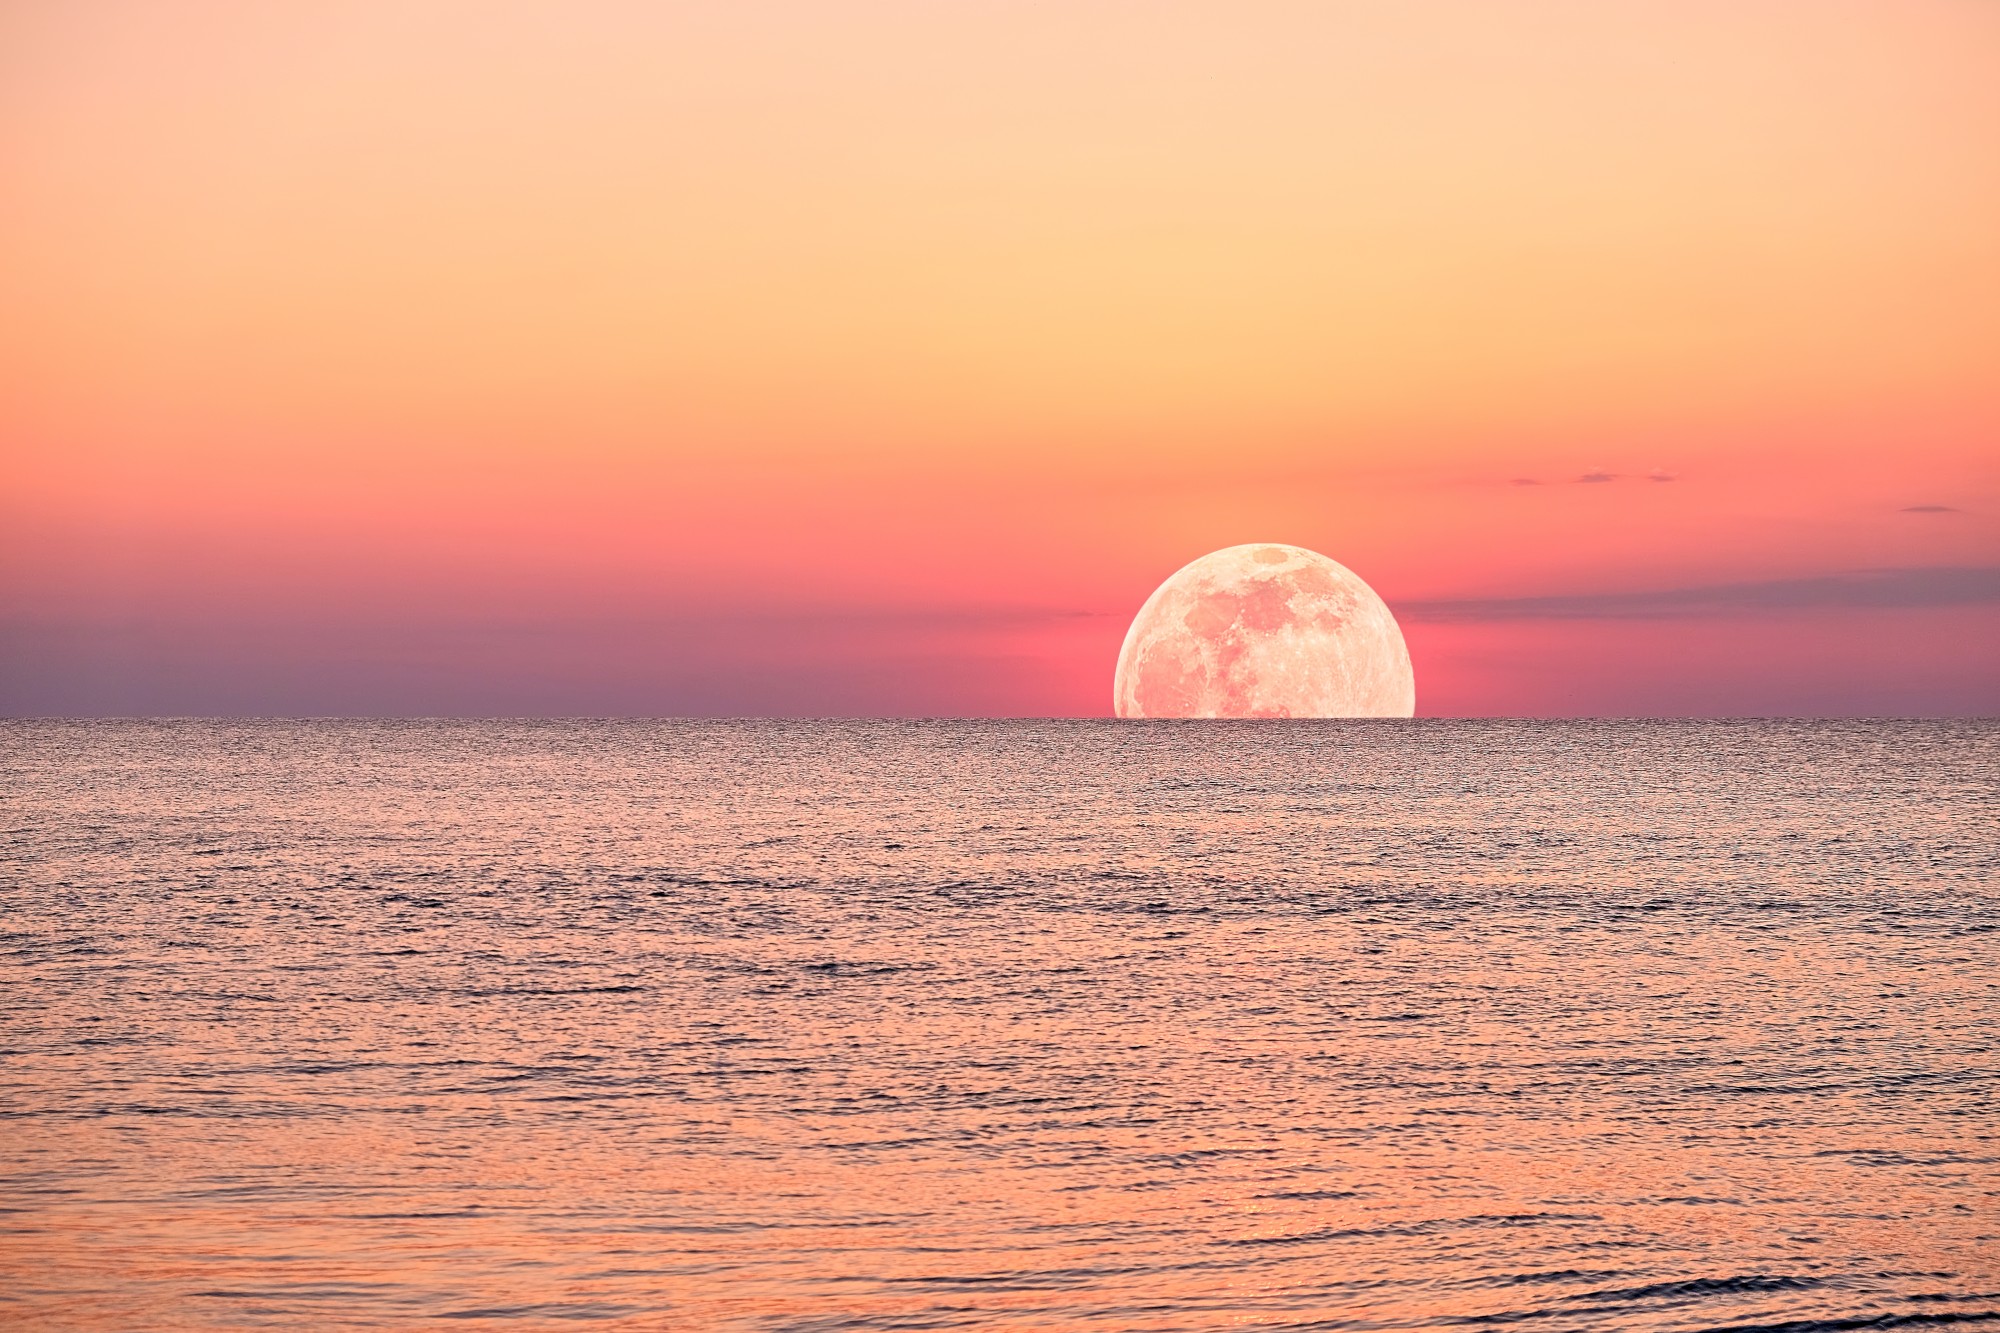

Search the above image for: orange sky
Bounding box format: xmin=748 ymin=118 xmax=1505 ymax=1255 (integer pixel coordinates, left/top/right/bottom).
xmin=3 ymin=0 xmax=1997 ymax=714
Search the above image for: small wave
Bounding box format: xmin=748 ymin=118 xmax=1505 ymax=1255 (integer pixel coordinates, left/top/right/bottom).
xmin=1263 ymin=1188 xmax=1363 ymax=1201
xmin=1702 ymin=1313 xmax=2000 ymax=1332
xmin=1225 ymin=1212 xmax=1598 ymax=1247
xmin=458 ymin=976 xmax=644 ymax=984
xmin=1569 ymin=1274 xmax=1825 ymax=1303
xmin=436 ymin=1301 xmax=641 ymax=1320
xmin=1465 ymin=1268 xmax=1633 ymax=1290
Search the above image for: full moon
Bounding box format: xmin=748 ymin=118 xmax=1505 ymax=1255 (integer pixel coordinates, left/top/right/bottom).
xmin=1113 ymin=544 xmax=1415 ymax=718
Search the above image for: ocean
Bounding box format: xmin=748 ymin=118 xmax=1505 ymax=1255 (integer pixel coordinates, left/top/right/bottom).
xmin=2 ymin=719 xmax=1995 ymax=1330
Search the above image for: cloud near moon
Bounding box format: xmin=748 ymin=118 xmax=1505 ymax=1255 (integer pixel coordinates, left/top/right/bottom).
xmin=1113 ymin=544 xmax=1416 ymax=718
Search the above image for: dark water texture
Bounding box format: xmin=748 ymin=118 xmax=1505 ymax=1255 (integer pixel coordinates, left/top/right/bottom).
xmin=1 ymin=719 xmax=1996 ymax=1331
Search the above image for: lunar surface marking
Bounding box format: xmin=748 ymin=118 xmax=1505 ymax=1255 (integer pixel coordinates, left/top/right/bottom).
xmin=1113 ymin=544 xmax=1415 ymax=718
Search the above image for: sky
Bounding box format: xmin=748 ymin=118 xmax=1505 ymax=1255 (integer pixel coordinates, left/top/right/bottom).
xmin=3 ymin=0 xmax=1997 ymax=716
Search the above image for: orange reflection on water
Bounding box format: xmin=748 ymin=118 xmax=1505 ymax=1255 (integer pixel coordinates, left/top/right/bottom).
xmin=2 ymin=720 xmax=1996 ymax=1328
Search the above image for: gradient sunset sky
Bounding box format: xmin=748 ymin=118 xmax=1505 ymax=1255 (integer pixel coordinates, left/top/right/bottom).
xmin=4 ymin=0 xmax=1997 ymax=716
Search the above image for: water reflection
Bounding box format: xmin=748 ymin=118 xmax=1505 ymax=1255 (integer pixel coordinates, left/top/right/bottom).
xmin=2 ymin=720 xmax=1995 ymax=1329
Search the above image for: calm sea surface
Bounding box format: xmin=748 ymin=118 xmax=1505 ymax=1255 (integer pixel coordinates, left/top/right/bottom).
xmin=2 ymin=720 xmax=1996 ymax=1331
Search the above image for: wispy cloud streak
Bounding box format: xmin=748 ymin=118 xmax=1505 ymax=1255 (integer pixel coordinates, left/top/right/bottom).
xmin=1401 ymin=566 xmax=2000 ymax=622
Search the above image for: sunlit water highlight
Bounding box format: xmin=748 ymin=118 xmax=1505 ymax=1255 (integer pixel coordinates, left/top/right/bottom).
xmin=2 ymin=720 xmax=1996 ymax=1330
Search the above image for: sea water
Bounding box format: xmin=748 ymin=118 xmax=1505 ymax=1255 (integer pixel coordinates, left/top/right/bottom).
xmin=2 ymin=719 xmax=1995 ymax=1330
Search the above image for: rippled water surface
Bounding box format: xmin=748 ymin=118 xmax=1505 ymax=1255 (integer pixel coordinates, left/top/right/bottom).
xmin=2 ymin=720 xmax=1997 ymax=1331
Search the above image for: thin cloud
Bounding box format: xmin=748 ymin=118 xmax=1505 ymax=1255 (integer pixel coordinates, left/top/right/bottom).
xmin=1901 ymin=504 xmax=1959 ymax=514
xmin=1507 ymin=470 xmax=1679 ymax=487
xmin=1400 ymin=565 xmax=2000 ymax=622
